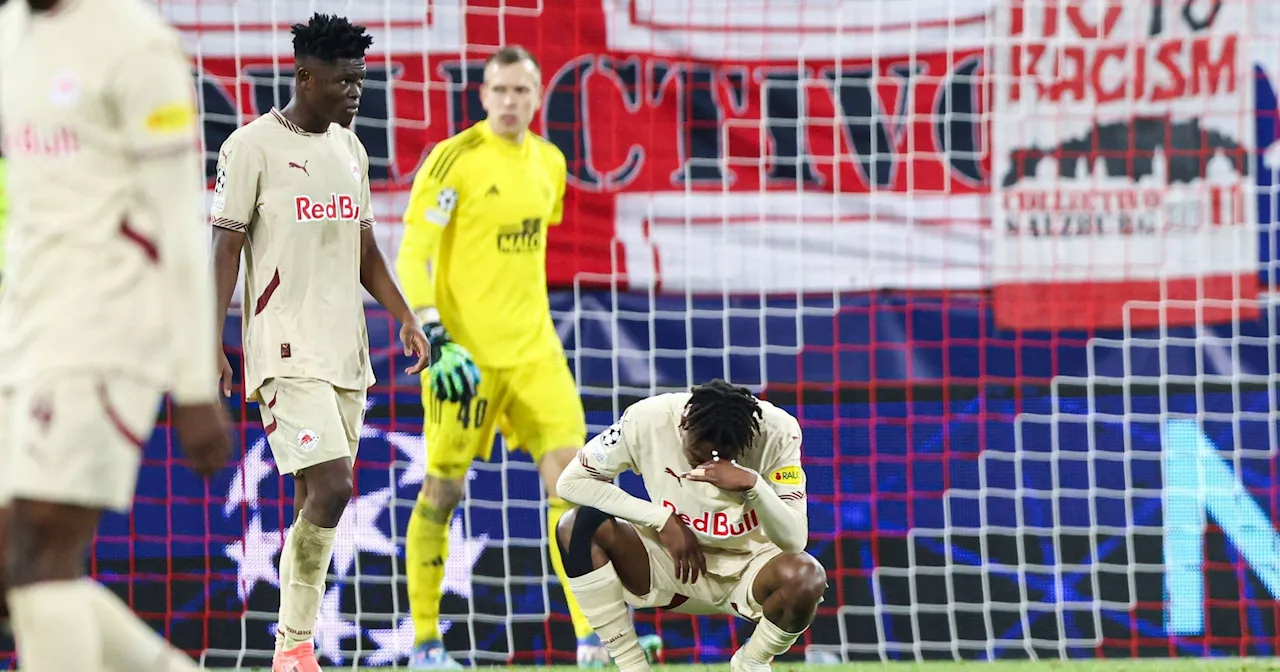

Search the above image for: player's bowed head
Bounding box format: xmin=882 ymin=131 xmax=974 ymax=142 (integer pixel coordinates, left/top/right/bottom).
xmin=286 ymin=12 xmax=374 ymax=132
xmin=680 ymin=379 xmax=766 ymax=491
xmin=480 ymin=45 xmax=544 ymax=143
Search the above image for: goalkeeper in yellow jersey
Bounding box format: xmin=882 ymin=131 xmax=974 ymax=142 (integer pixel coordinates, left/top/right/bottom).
xmin=396 ymin=45 xmax=616 ymax=669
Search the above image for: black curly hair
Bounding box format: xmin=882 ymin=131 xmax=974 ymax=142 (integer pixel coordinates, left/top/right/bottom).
xmin=291 ymin=13 xmax=374 ymax=62
xmin=682 ymin=379 xmax=763 ymax=460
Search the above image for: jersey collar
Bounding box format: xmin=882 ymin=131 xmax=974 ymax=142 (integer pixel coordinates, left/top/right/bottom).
xmin=270 ymin=108 xmax=331 ymax=137
xmin=478 ymin=119 xmax=530 ymax=156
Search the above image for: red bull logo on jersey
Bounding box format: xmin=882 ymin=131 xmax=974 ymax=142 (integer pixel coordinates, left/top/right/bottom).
xmin=294 ymin=194 xmax=361 ymax=222
xmin=661 ymin=500 xmax=760 ymax=538
xmin=1 ymin=123 xmax=79 ymax=159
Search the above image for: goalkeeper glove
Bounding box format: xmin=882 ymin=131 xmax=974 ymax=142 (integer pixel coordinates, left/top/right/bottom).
xmin=423 ymin=320 xmax=481 ymax=405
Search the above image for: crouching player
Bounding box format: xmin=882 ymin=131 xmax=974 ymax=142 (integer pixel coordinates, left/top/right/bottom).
xmin=555 ymin=380 xmax=827 ymax=671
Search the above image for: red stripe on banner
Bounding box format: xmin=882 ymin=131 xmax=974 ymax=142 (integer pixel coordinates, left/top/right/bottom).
xmin=993 ymin=273 xmax=1260 ymax=331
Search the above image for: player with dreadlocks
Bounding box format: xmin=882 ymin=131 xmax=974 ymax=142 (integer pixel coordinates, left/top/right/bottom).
xmin=210 ymin=13 xmax=429 ymax=672
xmin=555 ymin=379 xmax=828 ymax=672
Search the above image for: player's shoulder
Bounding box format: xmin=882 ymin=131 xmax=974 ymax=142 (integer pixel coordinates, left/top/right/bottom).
xmin=220 ymin=114 xmax=282 ymax=152
xmin=756 ymin=397 xmax=801 ymax=434
xmin=432 ymin=123 xmax=487 ymax=157
xmin=621 ymin=392 xmax=689 ymax=430
xmin=332 ymin=125 xmax=369 ymax=159
xmin=416 ymin=124 xmax=487 ymax=182
xmin=529 ymin=131 xmax=566 ymax=167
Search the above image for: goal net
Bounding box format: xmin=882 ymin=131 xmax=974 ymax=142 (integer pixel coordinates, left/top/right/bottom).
xmin=3 ymin=0 xmax=1280 ymax=668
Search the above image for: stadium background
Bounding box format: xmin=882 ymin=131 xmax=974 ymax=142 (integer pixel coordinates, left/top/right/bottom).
xmin=4 ymin=0 xmax=1280 ymax=668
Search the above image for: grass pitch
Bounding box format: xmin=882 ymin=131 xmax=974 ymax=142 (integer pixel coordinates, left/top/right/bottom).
xmin=205 ymin=661 xmax=1280 ymax=672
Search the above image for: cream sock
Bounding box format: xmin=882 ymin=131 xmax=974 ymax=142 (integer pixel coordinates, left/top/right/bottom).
xmin=741 ymin=616 xmax=804 ymax=665
xmin=278 ymin=517 xmax=337 ymax=650
xmin=566 ymin=563 xmax=649 ymax=672
xmin=87 ymin=581 xmax=201 ymax=671
xmin=275 ymin=521 xmax=296 ymax=652
xmin=7 ymin=579 xmax=102 ymax=671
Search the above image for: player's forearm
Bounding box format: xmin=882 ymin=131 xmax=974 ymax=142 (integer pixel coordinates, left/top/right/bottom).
xmin=743 ymin=479 xmax=808 ymax=553
xmin=557 ymin=459 xmax=672 ymax=530
xmin=140 ymin=148 xmax=219 ymax=403
xmin=360 ymin=230 xmax=416 ymax=325
xmin=211 ymin=228 xmax=244 ymax=335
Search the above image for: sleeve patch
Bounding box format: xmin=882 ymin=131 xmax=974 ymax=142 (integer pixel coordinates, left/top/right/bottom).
xmin=768 ymin=466 xmax=804 ymax=486
xmin=214 ymin=164 xmax=228 ymax=195
xmin=145 ymin=101 xmax=196 ymax=134
xmin=436 ymin=187 xmax=458 ymax=213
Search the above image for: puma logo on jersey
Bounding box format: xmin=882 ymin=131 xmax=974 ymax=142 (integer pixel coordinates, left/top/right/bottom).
xmin=664 ymin=467 xmax=683 ymax=486
xmin=661 ymin=500 xmax=759 ymax=538
xmin=288 ymin=160 xmax=310 ymax=176
xmin=294 ymin=194 xmax=361 ymax=222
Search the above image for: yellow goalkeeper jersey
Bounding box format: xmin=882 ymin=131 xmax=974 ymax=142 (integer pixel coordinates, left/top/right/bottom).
xmin=397 ymin=120 xmax=567 ymax=369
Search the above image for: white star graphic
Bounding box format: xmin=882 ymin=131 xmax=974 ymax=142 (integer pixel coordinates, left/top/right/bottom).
xmin=364 ymin=617 xmax=453 ymax=665
xmin=224 ymin=513 xmax=283 ymax=602
xmin=314 ymin=586 xmax=361 ymax=665
xmin=331 ymin=487 xmax=397 ymax=577
xmin=385 ymin=431 xmax=429 ymax=488
xmin=224 ymin=436 xmax=275 ymax=517
xmin=442 ymin=517 xmax=489 ymax=599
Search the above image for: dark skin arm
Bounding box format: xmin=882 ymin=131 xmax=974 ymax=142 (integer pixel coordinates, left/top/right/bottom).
xmin=212 ymin=227 xmax=246 ymax=397
xmin=360 ymin=227 xmax=430 ymax=374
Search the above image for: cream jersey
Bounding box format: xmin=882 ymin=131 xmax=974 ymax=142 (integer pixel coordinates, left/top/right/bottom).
xmin=576 ymin=393 xmax=808 ymax=565
xmin=211 ymin=110 xmax=377 ymax=400
xmin=0 ymin=0 xmax=217 ymax=403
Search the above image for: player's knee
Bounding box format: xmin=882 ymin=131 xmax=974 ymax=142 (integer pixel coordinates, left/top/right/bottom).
xmin=4 ymin=501 xmax=98 ymax=586
xmin=773 ymin=553 xmax=827 ymax=608
xmin=558 ymin=506 xmax=615 ymax=578
xmin=301 ymin=467 xmax=353 ymax=527
xmin=421 ymin=477 xmax=463 ymax=522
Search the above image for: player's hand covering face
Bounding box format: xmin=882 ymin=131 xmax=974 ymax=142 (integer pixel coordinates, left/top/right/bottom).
xmin=683 ymin=452 xmax=759 ymax=492
xmin=480 ymin=59 xmax=542 ymax=138
xmin=298 ymin=57 xmax=367 ymax=127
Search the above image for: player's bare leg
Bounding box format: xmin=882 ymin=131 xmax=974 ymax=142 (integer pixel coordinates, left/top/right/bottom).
xmin=273 ymin=457 xmax=352 ymax=672
xmin=555 ymin=506 xmax=657 ymax=672
xmin=729 ymin=552 xmax=827 ymax=672
xmin=538 ymin=447 xmax=623 ymax=667
xmin=406 ymin=474 xmax=465 ymax=669
xmin=5 ymin=500 xmax=203 ymax=672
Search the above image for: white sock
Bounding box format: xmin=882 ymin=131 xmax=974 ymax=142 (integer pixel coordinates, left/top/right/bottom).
xmin=278 ymin=517 xmax=337 ymax=650
xmin=7 ymin=579 xmax=102 ymax=671
xmin=275 ymin=520 xmax=296 ymax=652
xmin=566 ymin=563 xmax=649 ymax=672
xmin=741 ymin=616 xmax=804 ymax=665
xmin=87 ymin=581 xmax=201 ymax=671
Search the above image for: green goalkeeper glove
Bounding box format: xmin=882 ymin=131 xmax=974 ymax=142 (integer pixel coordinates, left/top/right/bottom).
xmin=424 ymin=320 xmax=481 ymax=405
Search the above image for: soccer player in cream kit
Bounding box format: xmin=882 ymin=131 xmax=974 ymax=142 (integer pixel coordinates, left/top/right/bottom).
xmin=557 ymin=380 xmax=828 ymax=672
xmin=0 ymin=0 xmax=232 ymax=669
xmin=209 ymin=13 xmax=429 ymax=672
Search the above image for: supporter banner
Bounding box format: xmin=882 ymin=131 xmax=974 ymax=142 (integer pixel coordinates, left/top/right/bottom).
xmin=176 ymin=0 xmax=991 ymax=297
xmin=991 ymin=0 xmax=1259 ymax=330
xmin=174 ymin=0 xmax=1269 ymax=310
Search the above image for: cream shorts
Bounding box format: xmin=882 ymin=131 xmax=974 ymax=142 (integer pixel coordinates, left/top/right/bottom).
xmin=622 ymin=525 xmax=784 ymax=622
xmin=0 ymin=375 xmax=164 ymax=513
xmin=258 ymin=377 xmax=366 ymax=475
